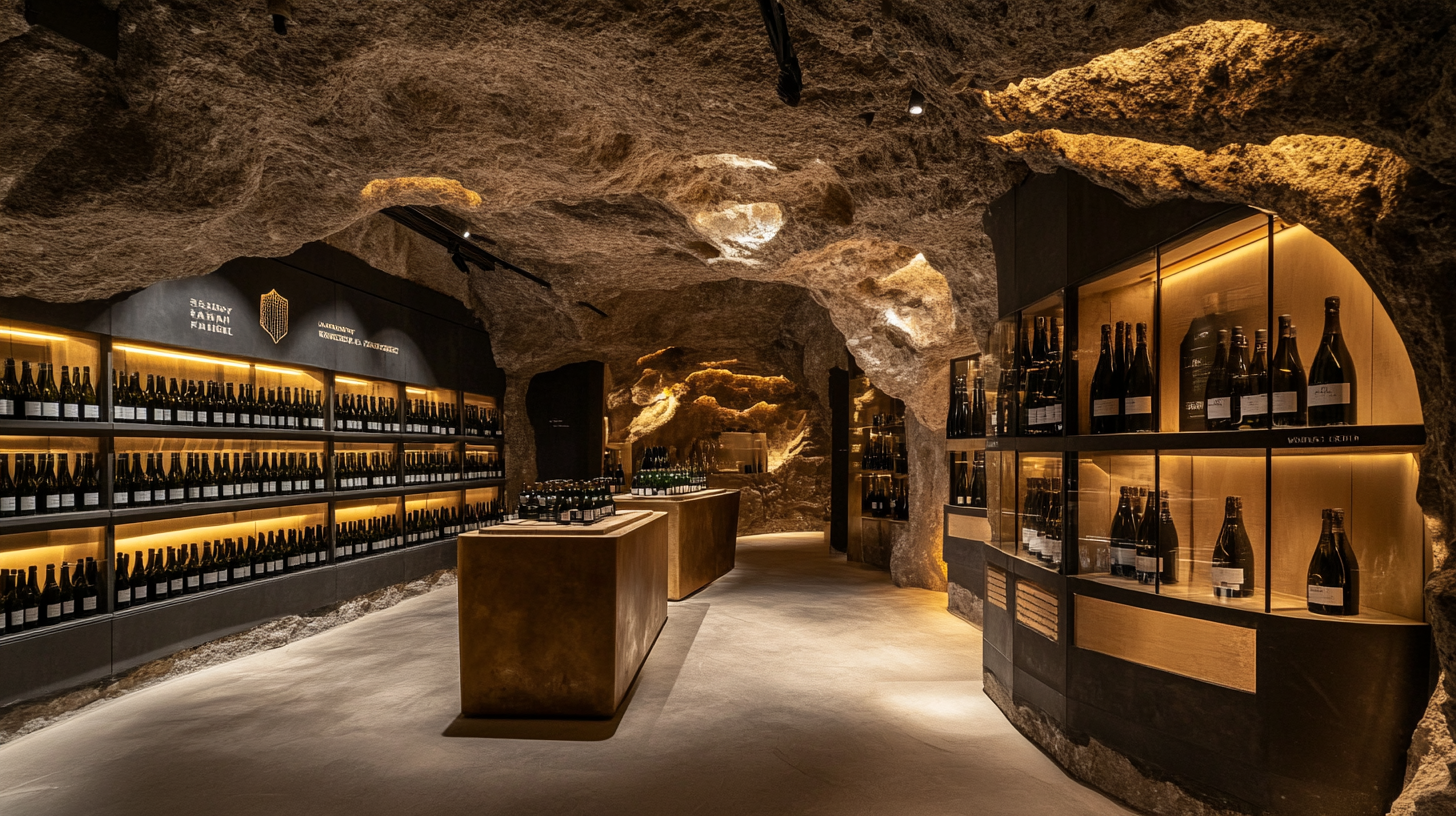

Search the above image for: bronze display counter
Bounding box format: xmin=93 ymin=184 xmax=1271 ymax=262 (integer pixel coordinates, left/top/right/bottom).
xmin=457 ymin=509 xmax=668 ymax=718
xmin=614 ymin=488 xmax=740 ymax=600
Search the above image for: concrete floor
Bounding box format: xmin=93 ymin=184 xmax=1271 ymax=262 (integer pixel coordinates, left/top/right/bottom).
xmin=0 ymin=532 xmax=1131 ymax=816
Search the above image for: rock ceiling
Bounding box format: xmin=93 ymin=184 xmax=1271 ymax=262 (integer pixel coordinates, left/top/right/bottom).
xmin=4 ymin=4 xmax=1456 ymax=571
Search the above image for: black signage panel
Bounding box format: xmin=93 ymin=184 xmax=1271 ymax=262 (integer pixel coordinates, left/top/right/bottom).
xmin=455 ymin=326 xmax=504 ymax=396
xmin=401 ymin=308 xmax=458 ymax=388
xmin=326 ymin=283 xmax=408 ymax=382
xmin=109 ymin=258 xmax=338 ymax=371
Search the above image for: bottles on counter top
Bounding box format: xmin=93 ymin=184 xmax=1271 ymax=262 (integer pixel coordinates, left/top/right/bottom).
xmin=111 ymin=372 xmax=324 ymax=430
xmin=333 ymin=393 xmax=399 ymax=433
xmin=0 ymin=360 xmax=99 ymax=423
xmin=1021 ymin=476 xmax=1062 ymax=568
xmin=112 ymin=450 xmax=324 ymax=508
xmin=464 ymin=404 xmax=502 ymax=439
xmin=1307 ymin=507 xmax=1360 ymax=616
xmin=1 ymin=558 xmax=100 ymax=634
xmin=1211 ymin=495 xmax=1256 ymax=599
xmin=404 ymin=398 xmax=458 ymax=435
xmin=519 ymin=480 xmax=618 ymax=524
xmin=0 ymin=452 xmax=101 ymax=517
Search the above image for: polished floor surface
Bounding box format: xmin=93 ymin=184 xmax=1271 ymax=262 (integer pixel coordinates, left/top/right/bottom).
xmin=0 ymin=533 xmax=1131 ymax=816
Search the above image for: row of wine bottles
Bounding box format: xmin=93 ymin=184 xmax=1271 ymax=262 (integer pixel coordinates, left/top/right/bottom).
xmin=334 ymin=452 xmax=397 ymax=490
xmin=520 ymin=479 xmax=620 ymax=524
xmin=112 ymin=373 xmax=325 ymax=429
xmin=1089 ymin=322 xmax=1156 ymax=433
xmin=0 ymin=452 xmax=101 ymax=516
xmin=1107 ymin=486 xmax=1179 ymax=583
xmin=115 ymin=527 xmax=330 ymax=607
xmin=463 ymin=451 xmax=504 ymax=480
xmin=113 ymin=451 xmax=325 ymax=507
xmin=2 ymin=560 xmax=101 ymax=633
xmin=1021 ymin=476 xmax=1064 ymax=567
xmin=463 ymin=405 xmax=503 ymax=438
xmin=950 ymin=452 xmax=986 ymax=508
xmin=1003 ymin=316 xmax=1065 ymax=436
xmin=403 ymin=451 xmax=460 ymax=485
xmin=863 ymin=474 xmax=909 ymax=520
xmin=863 ymin=414 xmax=907 ymax=473
xmin=630 ymin=466 xmax=708 ymax=495
xmin=404 ymin=399 xmax=459 ymax=435
xmin=946 ymin=374 xmax=987 ymax=439
xmin=0 ymin=361 xmax=99 ymax=421
xmin=333 ymin=393 xmax=400 ymax=433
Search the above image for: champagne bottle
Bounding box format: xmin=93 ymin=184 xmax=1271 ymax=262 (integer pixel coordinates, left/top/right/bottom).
xmin=60 ymin=365 xmax=79 ymax=421
xmin=1043 ymin=319 xmax=1064 ymax=435
xmin=1203 ymin=329 xmax=1232 ymax=431
xmin=130 ymin=373 xmax=147 ymax=424
xmin=40 ymin=363 xmax=61 ymax=420
xmin=1109 ymin=486 xmax=1136 ymax=577
xmin=0 ymin=358 xmax=17 ymax=419
xmin=40 ymin=563 xmax=61 ymax=625
xmin=166 ymin=547 xmax=183 ymax=596
xmin=1308 ymin=296 xmax=1357 ymax=426
xmin=114 ymin=555 xmax=133 ymax=612
xmin=1238 ymin=328 xmax=1271 ymax=429
xmin=1307 ymin=508 xmax=1360 ymax=615
xmin=1156 ymin=491 xmax=1179 ymax=584
xmin=131 ymin=453 xmax=150 ymax=507
xmin=15 ymin=454 xmax=36 ymax=516
xmin=167 ymin=452 xmax=185 ymax=504
xmin=1225 ymin=327 xmax=1249 ymax=429
xmin=1271 ymin=314 xmax=1308 ymax=426
xmin=59 ymin=561 xmax=76 ymax=621
xmin=77 ymin=366 xmax=98 ymax=421
xmin=224 ymin=382 xmax=238 ymax=427
xmin=1134 ymin=488 xmax=1159 ymax=583
xmin=1095 ymin=327 xmax=1123 ymax=435
xmin=56 ymin=452 xmax=75 ymax=512
xmin=1211 ymin=496 xmax=1256 ymax=599
xmin=184 ymin=543 xmax=201 ymax=593
xmin=20 ymin=566 xmax=40 ymax=629
xmin=1124 ymin=322 xmax=1155 ymax=432
xmin=0 ymin=454 xmax=14 ymax=518
xmin=20 ymin=361 xmax=41 ymax=419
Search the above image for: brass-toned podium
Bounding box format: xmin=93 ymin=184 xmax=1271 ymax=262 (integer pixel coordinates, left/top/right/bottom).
xmin=614 ymin=488 xmax=740 ymax=600
xmin=457 ymin=510 xmax=668 ymax=718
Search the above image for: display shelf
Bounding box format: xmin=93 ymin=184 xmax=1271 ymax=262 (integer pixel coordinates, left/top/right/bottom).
xmin=979 ymin=424 xmax=1424 ymax=454
xmin=0 ymin=420 xmax=113 ymax=437
xmin=0 ymin=510 xmax=113 ymax=535
xmin=945 ymin=438 xmax=986 ymax=452
xmin=109 ymin=492 xmax=328 ymax=525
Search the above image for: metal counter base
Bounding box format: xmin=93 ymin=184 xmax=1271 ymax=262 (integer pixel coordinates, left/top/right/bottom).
xmin=457 ymin=510 xmax=668 ymax=718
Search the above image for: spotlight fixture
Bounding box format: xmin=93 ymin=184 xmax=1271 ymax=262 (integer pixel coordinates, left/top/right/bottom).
xmin=462 ymin=230 xmax=470 ymax=239
xmin=756 ymin=0 xmax=803 ymax=106
xmin=907 ymin=89 xmax=926 ymax=116
xmin=450 ymin=247 xmax=471 ymax=275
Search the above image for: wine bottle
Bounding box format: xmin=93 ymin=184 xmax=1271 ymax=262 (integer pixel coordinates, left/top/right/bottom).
xmin=0 ymin=454 xmax=14 ymax=518
xmin=129 ymin=373 xmax=147 ymax=424
xmin=39 ymin=563 xmax=61 ymax=625
xmin=19 ymin=361 xmax=41 ymax=419
xmin=1203 ymin=329 xmax=1232 ymax=431
xmin=1088 ymin=324 xmax=1118 ymax=434
xmin=946 ymin=376 xmax=963 ymax=439
xmin=1043 ymin=319 xmax=1064 ymax=435
xmin=75 ymin=366 xmax=97 ymax=421
xmin=166 ymin=452 xmax=185 ymax=505
xmin=39 ymin=363 xmax=61 ymax=420
xmin=1271 ymin=314 xmax=1308 ymax=426
xmin=60 ymin=365 xmax=79 ymax=421
xmin=1155 ymin=491 xmax=1179 ymax=584
xmin=1308 ymin=296 xmax=1357 ymax=426
xmin=131 ymin=453 xmax=150 ymax=507
xmin=56 ymin=452 xmax=75 ymax=512
xmin=1134 ymin=488 xmax=1159 ymax=583
xmin=0 ymin=358 xmax=17 ymax=419
xmin=1109 ymin=486 xmax=1137 ymax=577
xmin=1237 ymin=328 xmax=1271 ymax=429
xmin=1124 ymin=322 xmax=1155 ymax=432
xmin=1307 ymin=508 xmax=1360 ymax=615
xmin=1211 ymin=496 xmax=1256 ymax=599
xmin=15 ymin=454 xmax=36 ymax=517
xmin=20 ymin=566 xmax=39 ymax=629
xmin=1225 ymin=326 xmax=1249 ymax=429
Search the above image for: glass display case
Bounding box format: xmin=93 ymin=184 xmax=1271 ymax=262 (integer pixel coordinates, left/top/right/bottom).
xmin=333 ymin=374 xmax=399 ymax=433
xmin=403 ymin=384 xmax=458 ymax=436
xmin=463 ymin=392 xmax=503 ymax=440
xmin=111 ymin=342 xmax=326 ymax=430
xmin=0 ymin=527 xmax=107 ymax=633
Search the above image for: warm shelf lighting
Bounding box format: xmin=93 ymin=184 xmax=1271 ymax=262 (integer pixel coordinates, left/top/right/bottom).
xmin=117 ymin=513 xmax=322 ymax=550
xmin=0 ymin=326 xmax=70 ymax=343
xmin=255 ymin=364 xmax=306 ymax=377
xmin=336 ymin=376 xmax=372 ymax=386
xmin=1160 ymin=219 xmax=1288 ymax=279
xmin=406 ymin=387 xmax=430 ymax=395
xmin=114 ymin=344 xmax=251 ymax=370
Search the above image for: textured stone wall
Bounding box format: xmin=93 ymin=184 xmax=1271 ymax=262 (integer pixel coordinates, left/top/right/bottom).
xmin=6 ymin=3 xmax=1456 ymax=810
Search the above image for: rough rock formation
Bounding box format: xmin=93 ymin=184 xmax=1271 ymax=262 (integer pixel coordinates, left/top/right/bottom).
xmin=6 ymin=1 xmax=1456 ymax=810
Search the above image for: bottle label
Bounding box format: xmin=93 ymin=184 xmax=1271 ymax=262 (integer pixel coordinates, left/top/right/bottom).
xmin=1092 ymin=399 xmax=1119 ymax=417
xmin=60 ymin=492 xmax=75 ymax=508
xmin=24 ymin=401 xmax=42 ymax=417
xmin=116 ymin=590 xmax=130 ymax=605
xmin=1135 ymin=555 xmax=1161 ymax=573
xmin=42 ymin=401 xmax=59 ymax=418
xmin=1240 ymin=394 xmax=1269 ymax=416
xmin=134 ymin=586 xmax=146 ymax=599
xmin=315 ymin=479 xmax=324 ymax=490
xmin=61 ymin=600 xmax=74 ymax=615
xmin=1046 ymin=403 xmax=1062 ymax=424
xmin=0 ymin=497 xmax=13 ymax=512
xmin=225 ymin=412 xmax=236 ymax=424
xmin=203 ymin=486 xmax=219 ymax=498
xmin=239 ymin=413 xmax=251 ymax=425
xmin=222 ymin=484 xmax=235 ymax=498
xmin=117 ymin=405 xmax=134 ymax=421
xmin=64 ymin=403 xmax=79 ymax=418
xmin=1110 ymin=543 xmax=1133 ymax=566
xmin=170 ymin=578 xmax=182 ymax=592
xmin=20 ymin=496 xmax=35 ymax=512
xmin=1210 ymin=567 xmax=1244 ymax=587
xmin=187 ymin=487 xmax=201 ymax=500
xmin=25 ymin=608 xmax=39 ymax=623
xmin=187 ymin=576 xmax=199 ymax=588
xmin=114 ymin=492 xmax=128 ymax=505
xmin=83 ymin=596 xmax=96 ymax=611
xmin=1124 ymin=396 xmax=1152 ymax=415
xmin=84 ymin=404 xmax=99 ymax=419
xmin=9 ymin=610 xmax=21 ymax=627
xmin=135 ymin=407 xmax=147 ymax=422
xmin=1206 ymin=397 xmax=1231 ymax=420
xmin=0 ymin=398 xmax=11 ymax=414
xmin=133 ymin=490 xmax=149 ymax=503
xmin=167 ymin=488 xmax=183 ymax=501
xmin=157 ymin=409 xmax=170 ymax=422
xmin=1021 ymin=526 xmax=1035 ymax=544
xmin=43 ymin=494 xmax=59 ymax=509
xmin=1308 ymin=383 xmax=1351 ymax=407
xmin=204 ymin=572 xmax=217 ymax=585
xmin=84 ymin=492 xmax=98 ymax=506
xmin=1307 ymin=584 xmax=1344 ymax=605
xmin=178 ymin=410 xmax=194 ymax=423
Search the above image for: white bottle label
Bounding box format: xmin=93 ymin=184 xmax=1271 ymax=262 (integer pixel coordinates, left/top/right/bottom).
xmin=63 ymin=403 xmax=79 ymax=418
xmin=169 ymin=489 xmax=184 ymax=501
xmin=20 ymin=496 xmax=35 ymax=512
xmin=134 ymin=586 xmax=146 ymax=599
xmin=24 ymin=401 xmax=42 ymax=417
xmin=240 ymin=413 xmax=251 ymax=425
xmin=117 ymin=590 xmax=130 ymax=605
xmin=178 ymin=409 xmax=193 ymax=423
xmin=187 ymin=576 xmax=199 ymax=588
xmin=1240 ymin=394 xmax=1268 ymax=416
xmin=42 ymin=401 xmax=59 ymax=418
xmin=1092 ymin=398 xmax=1120 ymax=417
xmin=1307 ymin=585 xmax=1344 ymax=605
xmin=9 ymin=610 xmax=21 ymax=627
xmin=1210 ymin=567 xmax=1245 ymax=587
xmin=113 ymin=492 xmax=128 ymax=505
xmin=1124 ymin=396 xmax=1152 ymax=415
xmin=24 ymin=607 xmax=38 ymax=623
xmin=84 ymin=492 xmax=99 ymax=506
xmin=0 ymin=497 xmax=13 ymax=513
xmin=1206 ymin=397 xmax=1231 ymax=420
xmin=61 ymin=600 xmax=74 ymax=615
xmin=133 ymin=490 xmax=149 ymax=503
xmin=61 ymin=493 xmax=74 ymax=508
xmin=187 ymin=487 xmax=201 ymax=500
xmin=1046 ymin=403 xmax=1062 ymax=424
xmin=134 ymin=407 xmax=147 ymax=422
xmin=1135 ymin=555 xmax=1161 ymax=573
xmin=0 ymin=398 xmax=11 ymax=414
xmin=203 ymin=485 xmax=219 ymax=498
xmin=44 ymin=602 xmax=60 ymax=618
xmin=222 ymin=484 xmax=235 ymax=498
xmin=204 ymin=572 xmax=217 ymax=585
xmin=1308 ymin=383 xmax=1351 ymax=407
xmin=225 ymin=412 xmax=236 ymax=424
xmin=171 ymin=578 xmax=182 ymax=592
xmin=84 ymin=404 xmax=99 ymax=419
xmin=45 ymin=494 xmax=59 ymax=510
xmin=83 ymin=596 xmax=96 ymax=611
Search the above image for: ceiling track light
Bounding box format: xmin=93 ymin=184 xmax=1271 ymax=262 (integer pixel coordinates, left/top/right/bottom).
xmin=578 ymin=302 xmax=610 ymax=318
xmin=380 ymin=206 xmax=551 ymax=289
xmin=907 ymin=89 xmax=926 ymax=116
xmin=756 ymin=0 xmax=803 ymax=106
xmin=267 ymin=0 xmax=293 ymax=35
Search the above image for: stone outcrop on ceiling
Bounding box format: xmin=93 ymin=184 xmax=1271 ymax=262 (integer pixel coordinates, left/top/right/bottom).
xmin=6 ymin=2 xmax=1456 ymax=807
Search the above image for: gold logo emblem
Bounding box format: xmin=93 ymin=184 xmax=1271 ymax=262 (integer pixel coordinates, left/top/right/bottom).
xmin=260 ymin=289 xmax=289 ymax=344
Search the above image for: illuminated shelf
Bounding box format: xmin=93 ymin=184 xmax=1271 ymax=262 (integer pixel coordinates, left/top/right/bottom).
xmin=0 ymin=510 xmax=112 ymax=536
xmin=0 ymin=613 xmax=110 ymax=645
xmin=983 ymin=424 xmax=1424 ymax=454
xmin=110 ymin=493 xmax=331 ymax=525
xmin=0 ymin=420 xmax=114 ymax=437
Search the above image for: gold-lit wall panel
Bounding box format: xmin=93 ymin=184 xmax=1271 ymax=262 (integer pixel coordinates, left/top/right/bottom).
xmin=1075 ymin=594 xmax=1257 ymax=693
xmin=1076 ymin=255 xmax=1156 ymax=435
